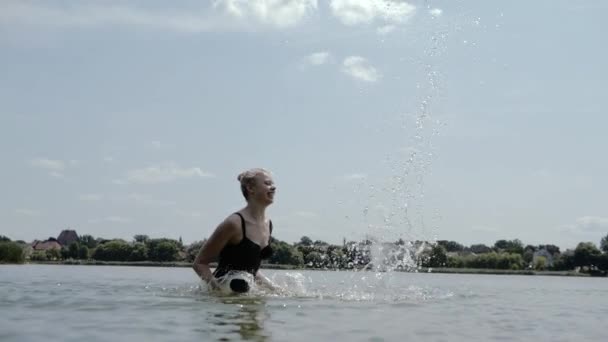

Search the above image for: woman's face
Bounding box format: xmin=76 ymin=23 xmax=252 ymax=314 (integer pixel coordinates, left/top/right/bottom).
xmin=248 ymin=172 xmax=276 ymax=205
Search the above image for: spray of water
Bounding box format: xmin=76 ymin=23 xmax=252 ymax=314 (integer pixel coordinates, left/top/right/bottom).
xmin=352 ymin=11 xmax=450 ymax=279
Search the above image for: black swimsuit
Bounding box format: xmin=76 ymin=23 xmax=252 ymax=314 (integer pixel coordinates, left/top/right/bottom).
xmin=213 ymin=213 xmax=273 ymax=279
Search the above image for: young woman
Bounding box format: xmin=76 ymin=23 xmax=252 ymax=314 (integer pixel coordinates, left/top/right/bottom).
xmin=193 ymin=168 xmax=280 ymax=293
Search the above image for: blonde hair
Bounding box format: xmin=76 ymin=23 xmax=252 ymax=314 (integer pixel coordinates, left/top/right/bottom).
xmin=237 ymin=168 xmax=271 ymax=200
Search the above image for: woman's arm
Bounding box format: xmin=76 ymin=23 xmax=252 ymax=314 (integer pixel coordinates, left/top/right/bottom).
xmin=193 ymin=216 xmax=239 ymax=287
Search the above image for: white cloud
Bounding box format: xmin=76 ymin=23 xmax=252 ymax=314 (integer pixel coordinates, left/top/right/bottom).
xmin=125 ymin=162 xmax=214 ymax=184
xmin=88 ymin=216 xmax=132 ymax=224
xmin=147 ymin=140 xmax=175 ymax=149
xmin=376 ymin=24 xmax=395 ymax=35
xmin=103 ymin=156 xmax=115 ymax=163
xmin=429 ymin=8 xmax=443 ymax=17
xmin=342 ymin=56 xmax=381 ymax=82
xmin=149 ymin=140 xmax=163 ymax=149
xmin=330 ymin=0 xmax=415 ymax=26
xmin=342 ymin=173 xmax=367 ymax=181
xmin=49 ymin=171 xmax=65 ymax=179
xmin=568 ymin=216 xmax=608 ymax=233
xmin=305 ymin=51 xmax=331 ymax=65
xmin=0 ymin=1 xmax=237 ymax=33
xmin=29 ymin=158 xmax=65 ymax=171
xmin=15 ymin=208 xmax=40 ymax=217
xmin=79 ymin=194 xmax=103 ymax=201
xmin=123 ymin=193 xmax=176 ymax=207
xmin=29 ymin=157 xmax=70 ymax=178
xmin=214 ymin=0 xmax=318 ymax=28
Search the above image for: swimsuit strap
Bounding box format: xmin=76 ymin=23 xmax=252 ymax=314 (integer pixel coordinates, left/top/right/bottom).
xmin=268 ymin=220 xmax=273 ymax=245
xmin=234 ymin=213 xmax=246 ymax=238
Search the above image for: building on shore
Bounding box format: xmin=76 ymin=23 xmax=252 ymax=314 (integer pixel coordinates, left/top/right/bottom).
xmin=57 ymin=229 xmax=79 ymax=246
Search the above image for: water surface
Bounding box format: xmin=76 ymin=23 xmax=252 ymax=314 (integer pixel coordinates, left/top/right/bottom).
xmin=1 ymin=265 xmax=606 ymax=341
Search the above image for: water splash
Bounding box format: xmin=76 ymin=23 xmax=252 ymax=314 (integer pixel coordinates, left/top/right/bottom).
xmin=349 ymin=24 xmax=449 ymax=277
xmin=265 ymin=271 xmax=454 ymax=303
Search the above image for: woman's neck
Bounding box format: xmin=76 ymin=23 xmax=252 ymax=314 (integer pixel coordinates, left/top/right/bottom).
xmin=244 ymin=202 xmax=266 ymax=221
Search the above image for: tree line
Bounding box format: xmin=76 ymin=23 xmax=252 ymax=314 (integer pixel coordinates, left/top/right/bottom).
xmin=1 ymin=233 xmax=607 ymax=274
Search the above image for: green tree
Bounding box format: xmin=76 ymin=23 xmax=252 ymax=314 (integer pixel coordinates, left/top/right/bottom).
xmin=79 ymin=235 xmax=98 ymax=249
xmin=150 ymin=241 xmax=177 ymax=262
xmin=60 ymin=247 xmax=70 ymax=260
xmin=129 ymin=243 xmax=148 ymax=261
xmin=539 ymin=244 xmax=561 ymax=256
xmin=325 ymin=245 xmax=346 ymax=268
xmin=186 ymin=240 xmax=205 ymax=263
xmin=593 ymin=253 xmax=608 ymax=271
xmin=447 ymin=256 xmax=465 ymax=268
xmin=553 ymin=252 xmax=575 ymax=271
xmin=0 ymin=235 xmax=11 ymax=242
xmin=0 ymin=242 xmax=24 ymax=263
xmin=46 ymin=248 xmax=61 ymax=261
xmin=92 ymin=240 xmax=132 ymax=261
xmin=146 ymin=239 xmax=179 ymax=261
xmin=600 ymin=234 xmax=608 ymax=253
xmin=68 ymin=242 xmax=80 ymax=259
xmin=299 ymin=236 xmax=313 ymax=246
xmin=494 ymin=239 xmax=524 ymax=255
xmin=427 ymin=245 xmax=448 ymax=267
xmin=133 ymin=235 xmax=150 ymax=243
xmin=269 ymin=240 xmax=304 ymax=266
xmin=523 ymin=250 xmax=534 ymax=265
xmin=469 ymin=244 xmax=492 ymax=254
xmin=534 ymin=256 xmax=547 ymax=270
xmin=78 ymin=245 xmax=89 ymax=259
xmin=30 ymin=251 xmax=48 ymax=261
xmin=508 ymin=254 xmax=525 ymax=270
xmin=304 ymin=251 xmax=324 ymax=267
xmin=573 ymin=242 xmax=601 ymax=268
xmin=494 ymin=240 xmax=509 ymax=250
xmin=437 ymin=240 xmax=464 ymax=253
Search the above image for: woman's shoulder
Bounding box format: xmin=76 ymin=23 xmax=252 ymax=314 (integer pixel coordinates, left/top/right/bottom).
xmin=218 ymin=213 xmax=242 ymax=234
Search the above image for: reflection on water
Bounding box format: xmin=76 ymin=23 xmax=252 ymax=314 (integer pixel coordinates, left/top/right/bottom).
xmin=207 ymin=296 xmax=269 ymax=341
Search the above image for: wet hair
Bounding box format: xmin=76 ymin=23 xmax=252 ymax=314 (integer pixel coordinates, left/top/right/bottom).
xmin=237 ymin=168 xmax=270 ymax=200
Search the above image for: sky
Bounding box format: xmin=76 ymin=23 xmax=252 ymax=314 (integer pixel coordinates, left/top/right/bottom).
xmin=0 ymin=0 xmax=606 ymax=251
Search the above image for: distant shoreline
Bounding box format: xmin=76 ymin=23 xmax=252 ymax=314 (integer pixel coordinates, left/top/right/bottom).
xmin=7 ymin=260 xmax=599 ymax=277
xmin=420 ymin=267 xmax=590 ymax=277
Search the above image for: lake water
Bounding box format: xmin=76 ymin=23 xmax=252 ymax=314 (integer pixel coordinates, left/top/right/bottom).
xmin=1 ymin=265 xmax=607 ymax=341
